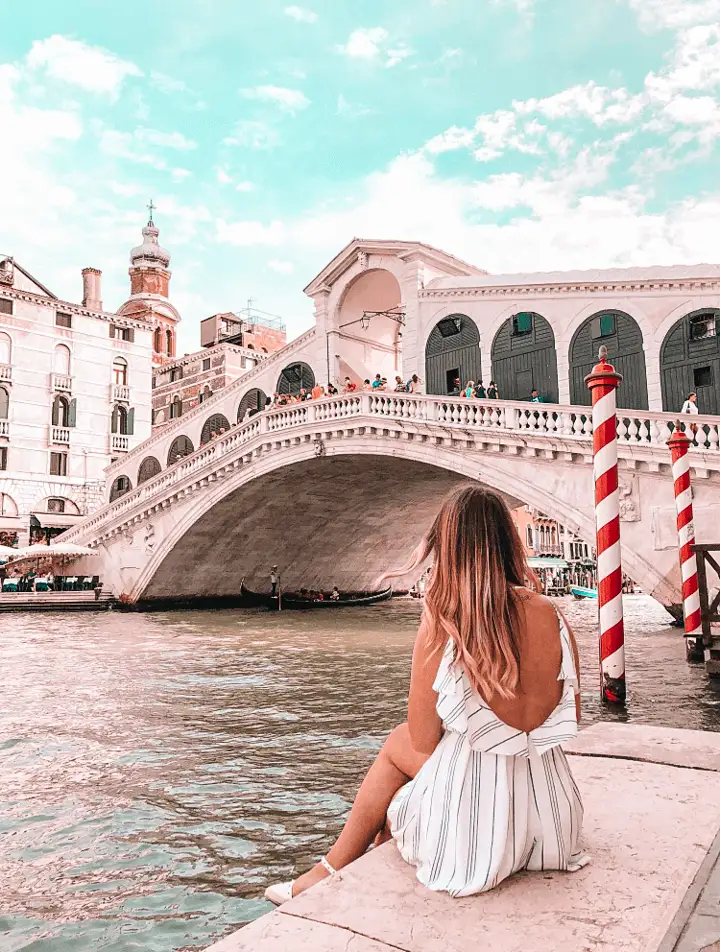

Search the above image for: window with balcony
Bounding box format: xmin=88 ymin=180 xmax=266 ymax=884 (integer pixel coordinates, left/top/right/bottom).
xmin=112 ymin=357 xmax=128 ymax=386
xmin=111 ymin=405 xmax=135 ymax=435
xmin=47 ymin=498 xmax=66 ymax=514
xmin=0 ymin=299 xmax=13 ymax=315
xmin=50 ymin=451 xmax=68 ymax=476
xmin=0 ymin=386 xmax=8 ymax=420
xmin=51 ymin=395 xmax=76 ymax=428
xmin=55 ymin=311 xmax=72 ymax=328
xmin=53 ymin=344 xmax=71 ymax=376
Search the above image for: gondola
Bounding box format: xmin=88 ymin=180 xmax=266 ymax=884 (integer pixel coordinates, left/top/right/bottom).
xmin=570 ymin=585 xmax=598 ymax=600
xmin=240 ymin=580 xmax=392 ymax=610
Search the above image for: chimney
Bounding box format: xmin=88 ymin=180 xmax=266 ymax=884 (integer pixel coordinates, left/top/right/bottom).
xmin=82 ymin=268 xmax=102 ymax=311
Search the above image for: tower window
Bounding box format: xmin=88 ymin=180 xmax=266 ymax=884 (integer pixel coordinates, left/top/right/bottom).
xmin=512 ymin=313 xmax=533 ymax=337
xmin=590 ymin=314 xmax=616 ymax=339
xmin=694 ymin=366 xmax=713 ymax=388
xmin=689 ymin=313 xmax=716 ymax=341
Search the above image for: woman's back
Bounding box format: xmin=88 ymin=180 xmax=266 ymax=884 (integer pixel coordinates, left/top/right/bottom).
xmin=482 ymin=591 xmax=564 ymax=733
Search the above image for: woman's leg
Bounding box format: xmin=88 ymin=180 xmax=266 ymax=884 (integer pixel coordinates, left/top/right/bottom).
xmin=291 ymin=723 xmax=431 ymax=895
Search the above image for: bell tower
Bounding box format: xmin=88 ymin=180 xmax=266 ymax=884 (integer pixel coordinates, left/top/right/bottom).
xmin=116 ymin=202 xmax=181 ymax=365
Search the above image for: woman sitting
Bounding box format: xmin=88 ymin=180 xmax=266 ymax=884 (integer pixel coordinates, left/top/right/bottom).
xmin=266 ymin=486 xmax=588 ymax=904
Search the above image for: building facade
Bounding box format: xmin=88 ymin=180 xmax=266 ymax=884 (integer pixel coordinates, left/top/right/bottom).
xmin=152 ymin=310 xmax=286 ymax=428
xmin=0 ymin=256 xmax=153 ymax=545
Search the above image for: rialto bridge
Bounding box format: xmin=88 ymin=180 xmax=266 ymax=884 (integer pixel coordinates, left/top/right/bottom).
xmin=59 ymin=239 xmax=720 ymax=609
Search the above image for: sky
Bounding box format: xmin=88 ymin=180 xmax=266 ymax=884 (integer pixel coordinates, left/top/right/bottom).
xmin=2 ymin=0 xmax=720 ymax=351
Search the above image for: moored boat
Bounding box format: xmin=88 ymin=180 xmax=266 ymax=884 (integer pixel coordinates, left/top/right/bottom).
xmin=239 ymin=580 xmax=392 ymax=610
xmin=570 ymin=585 xmax=598 ymax=599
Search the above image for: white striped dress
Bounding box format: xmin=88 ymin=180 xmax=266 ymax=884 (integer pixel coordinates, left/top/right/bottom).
xmin=387 ymin=612 xmax=590 ymax=897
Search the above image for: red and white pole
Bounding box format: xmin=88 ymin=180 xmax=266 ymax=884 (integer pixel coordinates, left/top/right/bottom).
xmin=667 ymin=426 xmax=703 ymax=661
xmin=585 ymin=346 xmax=625 ymax=704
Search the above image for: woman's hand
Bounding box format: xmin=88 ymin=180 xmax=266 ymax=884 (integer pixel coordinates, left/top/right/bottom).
xmin=407 ymin=618 xmax=444 ymax=754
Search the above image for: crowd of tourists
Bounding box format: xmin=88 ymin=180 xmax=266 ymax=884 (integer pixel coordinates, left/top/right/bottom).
xmin=269 ymin=373 xmax=425 ymax=407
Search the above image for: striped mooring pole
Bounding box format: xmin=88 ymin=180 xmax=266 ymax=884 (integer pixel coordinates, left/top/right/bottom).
xmin=666 ymin=426 xmax=703 ymax=662
xmin=585 ymin=346 xmax=626 ymax=704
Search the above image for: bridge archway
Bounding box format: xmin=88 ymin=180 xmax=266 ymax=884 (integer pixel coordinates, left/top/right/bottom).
xmin=425 ymin=315 xmax=482 ymax=395
xmin=167 ymin=435 xmax=194 ymax=465
xmin=277 ymin=362 xmax=315 ymax=395
xmin=491 ymin=312 xmax=559 ymax=403
xmin=137 ymin=456 xmax=161 ymax=485
xmin=569 ymin=310 xmax=648 ymax=410
xmin=200 ymin=413 xmax=231 ymax=445
xmin=660 ymin=308 xmax=720 ymax=415
xmin=337 ymin=269 xmax=403 ymax=383
xmin=237 ymin=388 xmax=267 ymax=421
xmin=110 ymin=475 xmax=132 ymax=502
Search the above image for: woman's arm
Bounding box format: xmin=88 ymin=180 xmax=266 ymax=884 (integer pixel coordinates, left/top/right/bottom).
xmin=556 ymin=607 xmax=582 ymax=723
xmin=407 ymin=620 xmax=444 ymax=754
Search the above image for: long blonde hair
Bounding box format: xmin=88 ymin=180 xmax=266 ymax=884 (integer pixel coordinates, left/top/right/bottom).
xmin=386 ymin=486 xmax=531 ymax=700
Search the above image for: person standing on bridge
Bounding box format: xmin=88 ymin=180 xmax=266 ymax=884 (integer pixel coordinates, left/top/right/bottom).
xmin=487 ymin=380 xmax=499 ymax=399
xmin=681 ymin=391 xmax=699 ymax=436
xmin=265 ymin=486 xmax=587 ymax=905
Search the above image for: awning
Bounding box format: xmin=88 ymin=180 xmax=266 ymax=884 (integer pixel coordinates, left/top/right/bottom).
xmin=528 ymin=557 xmax=569 ymax=569
xmin=0 ymin=516 xmax=22 ymax=531
xmin=30 ymin=512 xmax=83 ymax=529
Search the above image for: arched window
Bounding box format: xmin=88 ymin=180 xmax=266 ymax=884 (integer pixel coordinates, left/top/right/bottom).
xmin=169 ymin=396 xmax=183 ymax=420
xmin=167 ymin=435 xmax=194 ymax=465
xmin=111 ymin=405 xmax=129 ymax=435
xmin=0 ymin=386 xmax=8 ymax=420
xmin=0 ymin=332 xmax=11 ymax=365
xmin=137 ymin=456 xmax=162 ymax=484
xmin=277 ymin=362 xmax=315 ymax=395
xmin=490 ymin=312 xmax=559 ymax=403
xmin=53 ymin=344 xmax=71 ymax=376
xmin=112 ymin=357 xmax=128 ymax=386
xmin=166 ymin=329 xmax=173 ymax=357
xmin=110 ymin=475 xmax=132 ymax=502
xmin=660 ymin=308 xmax=720 ymax=415
xmin=46 ymin=498 xmax=66 ymax=514
xmin=237 ymin=388 xmax=267 ymax=422
xmin=569 ymin=310 xmax=648 ymax=410
xmin=424 ymin=315 xmax=481 ymax=396
xmin=51 ymin=395 xmax=70 ymax=427
xmin=200 ymin=413 xmax=230 ymax=445
xmin=0 ymin=492 xmax=18 ymax=516
xmin=153 ymin=327 xmax=163 ymax=353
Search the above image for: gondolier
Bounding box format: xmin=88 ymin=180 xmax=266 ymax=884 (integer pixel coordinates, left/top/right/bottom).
xmin=270 ymin=566 xmax=279 ymax=597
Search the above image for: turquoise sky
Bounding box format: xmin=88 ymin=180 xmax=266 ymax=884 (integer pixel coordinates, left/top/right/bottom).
xmin=2 ymin=0 xmax=720 ymax=349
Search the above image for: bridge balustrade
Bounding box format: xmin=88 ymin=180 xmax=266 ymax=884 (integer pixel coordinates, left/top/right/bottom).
xmin=61 ymin=393 xmax=720 ymax=545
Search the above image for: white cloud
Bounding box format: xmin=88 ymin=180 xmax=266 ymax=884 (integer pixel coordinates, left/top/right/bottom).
xmin=516 ymin=82 xmax=645 ymax=125
xmin=242 ymin=85 xmax=310 ymax=112
xmin=216 ymin=219 xmax=285 ymax=246
xmin=644 ymin=24 xmax=720 ymax=101
xmin=171 ymin=168 xmax=192 ymax=182
xmin=267 ymin=259 xmax=295 ymax=273
xmin=216 ymin=167 xmax=232 ymax=184
xmin=26 ymin=35 xmax=141 ymax=98
xmin=626 ymin=0 xmax=720 ymax=31
xmin=223 ymin=120 xmax=279 ymax=149
xmin=137 ymin=128 xmax=197 ymax=150
xmin=386 ymin=46 xmax=412 ymax=68
xmin=236 ymin=180 xmax=254 ymax=192
xmin=494 ymin=0 xmax=535 ymax=21
xmin=338 ymin=27 xmax=389 ymax=58
xmin=150 ymin=71 xmax=187 ymax=94
xmin=284 ymin=5 xmax=318 ymax=23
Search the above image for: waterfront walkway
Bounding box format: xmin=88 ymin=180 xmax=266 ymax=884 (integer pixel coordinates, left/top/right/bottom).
xmin=205 ymin=723 xmax=720 ymax=952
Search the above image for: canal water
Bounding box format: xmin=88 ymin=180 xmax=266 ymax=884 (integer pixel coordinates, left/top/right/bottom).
xmin=2 ymin=596 xmax=719 ymax=952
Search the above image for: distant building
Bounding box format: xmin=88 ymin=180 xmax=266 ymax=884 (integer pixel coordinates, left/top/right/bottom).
xmin=0 ymin=254 xmax=153 ymax=545
xmin=152 ymin=309 xmax=286 ymax=428
xmin=511 ymin=505 xmax=596 ymax=593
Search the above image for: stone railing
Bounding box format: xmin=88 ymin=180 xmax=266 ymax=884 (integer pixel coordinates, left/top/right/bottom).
xmin=0 ymin=420 xmax=8 ymax=438
xmin=51 ymin=373 xmax=72 ymax=393
xmin=104 ymin=326 xmax=317 ymax=480
xmin=112 ymin=384 xmax=131 ymax=403
xmin=111 ymin=434 xmax=130 ymax=453
xmin=51 ymin=426 xmax=71 ymax=444
xmin=61 ymin=393 xmax=720 ymax=544
xmin=0 ymin=363 xmax=11 ymax=384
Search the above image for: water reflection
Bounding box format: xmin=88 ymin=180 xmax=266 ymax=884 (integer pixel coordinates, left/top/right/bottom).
xmin=1 ymin=596 xmax=718 ymax=951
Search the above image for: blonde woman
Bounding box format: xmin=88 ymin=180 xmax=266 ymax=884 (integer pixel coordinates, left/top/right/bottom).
xmin=266 ymin=486 xmax=588 ymax=904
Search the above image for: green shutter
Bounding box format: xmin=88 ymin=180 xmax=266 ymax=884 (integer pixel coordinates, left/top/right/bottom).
xmin=68 ymin=398 xmax=77 ymax=428
xmin=127 ymin=407 xmax=135 ymax=435
xmin=111 ymin=405 xmax=118 ymax=433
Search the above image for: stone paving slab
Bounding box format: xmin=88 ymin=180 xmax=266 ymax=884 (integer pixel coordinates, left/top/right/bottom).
xmin=565 ymin=723 xmax=720 ymax=772
xmin=205 ymin=725 xmax=720 ymax=952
